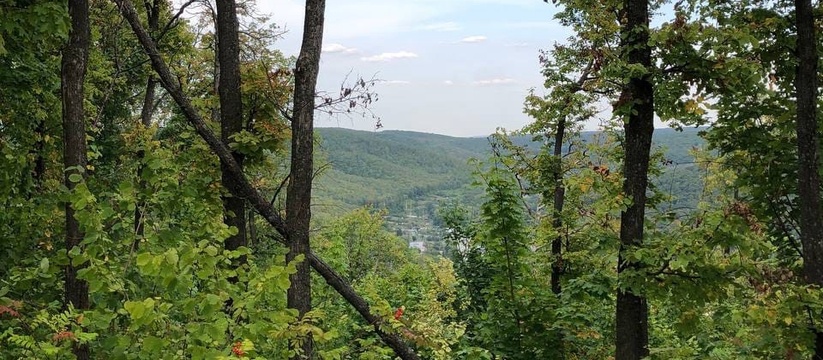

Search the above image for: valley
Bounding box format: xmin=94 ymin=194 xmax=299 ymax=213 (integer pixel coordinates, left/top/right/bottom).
xmin=313 ymin=126 xmax=708 ymax=255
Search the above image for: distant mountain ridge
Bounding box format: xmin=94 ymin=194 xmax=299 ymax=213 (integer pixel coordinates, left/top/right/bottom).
xmin=313 ymin=126 xmax=707 ymax=222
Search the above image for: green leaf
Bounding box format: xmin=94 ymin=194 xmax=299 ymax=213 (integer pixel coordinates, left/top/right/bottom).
xmin=143 ymin=336 xmax=165 ymax=353
xmin=39 ymin=257 xmax=49 ymax=272
xmin=165 ymin=249 xmax=179 ymax=266
xmin=136 ymin=253 xmax=152 ymax=267
xmin=71 ymin=253 xmax=88 ymax=267
xmin=68 ymin=173 xmax=82 ymax=183
xmin=204 ymin=245 xmax=218 ymax=256
xmin=124 ymin=301 xmax=145 ymax=320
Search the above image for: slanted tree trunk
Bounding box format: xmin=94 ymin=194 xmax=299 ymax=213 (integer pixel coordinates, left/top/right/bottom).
xmin=615 ymin=0 xmax=653 ymax=358
xmin=215 ymin=0 xmax=246 ymax=263
xmin=793 ymin=0 xmax=823 ymax=357
xmin=286 ymin=0 xmax=325 ymax=358
xmin=113 ymin=2 xmax=420 ymax=357
xmin=62 ymin=0 xmax=91 ymax=358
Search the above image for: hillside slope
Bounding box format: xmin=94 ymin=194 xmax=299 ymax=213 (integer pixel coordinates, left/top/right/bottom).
xmin=313 ymin=127 xmax=707 ymax=251
xmin=313 ymin=128 xmax=487 ymax=214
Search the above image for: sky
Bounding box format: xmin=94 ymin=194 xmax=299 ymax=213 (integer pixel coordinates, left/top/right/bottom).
xmin=256 ymin=0 xmax=571 ymax=137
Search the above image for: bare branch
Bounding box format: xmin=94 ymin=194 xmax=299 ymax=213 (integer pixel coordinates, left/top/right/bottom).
xmin=158 ymin=0 xmax=198 ymax=41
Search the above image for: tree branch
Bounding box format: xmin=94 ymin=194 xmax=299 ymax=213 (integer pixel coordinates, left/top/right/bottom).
xmin=157 ymin=0 xmax=198 ymax=41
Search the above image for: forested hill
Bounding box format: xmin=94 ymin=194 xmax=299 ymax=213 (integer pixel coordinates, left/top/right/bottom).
xmin=313 ymin=126 xmax=707 ymax=249
xmin=313 ymin=128 xmax=490 ymax=214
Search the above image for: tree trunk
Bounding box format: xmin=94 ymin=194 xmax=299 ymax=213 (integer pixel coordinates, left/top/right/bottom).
xmin=62 ymin=0 xmax=91 ymax=358
xmin=550 ymin=119 xmax=565 ymax=297
xmin=113 ymin=3 xmax=420 ymax=357
xmin=29 ymin=119 xmax=47 ymax=195
xmin=794 ymin=0 xmax=823 ymax=357
xmin=615 ymin=0 xmax=653 ymax=359
xmin=134 ymin=0 xmax=159 ymax=242
xmin=248 ymin=208 xmax=257 ymax=248
xmin=286 ymin=0 xmax=325 ymax=358
xmin=549 ymin=63 xmax=592 ymax=300
xmin=550 ymin=118 xmax=566 ymax=358
xmin=133 ymin=77 xmax=156 ymax=241
xmin=215 ymin=0 xmax=247 ymax=264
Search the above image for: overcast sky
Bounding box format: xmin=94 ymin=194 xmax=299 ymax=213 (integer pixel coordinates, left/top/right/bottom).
xmin=256 ymin=0 xmax=571 ymax=137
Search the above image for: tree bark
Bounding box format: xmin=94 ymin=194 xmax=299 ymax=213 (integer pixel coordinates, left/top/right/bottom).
xmin=29 ymin=119 xmax=47 ymax=194
xmin=549 ymin=62 xmax=592 ymax=301
xmin=615 ymin=0 xmax=653 ymax=359
xmin=550 ymin=119 xmax=565 ymax=297
xmin=113 ymin=1 xmax=420 ymax=358
xmin=62 ymin=0 xmax=91 ymax=358
xmin=794 ymin=0 xmax=823 ymax=357
xmin=134 ymin=76 xmax=155 ymax=240
xmin=215 ymin=0 xmax=246 ymax=262
xmin=549 ymin=117 xmax=566 ymax=359
xmin=287 ymin=0 xmax=325 ymax=358
xmin=134 ymin=0 xmax=160 ymax=241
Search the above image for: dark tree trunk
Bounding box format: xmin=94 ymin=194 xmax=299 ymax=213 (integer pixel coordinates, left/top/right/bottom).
xmin=550 ymin=118 xmax=566 ymax=358
xmin=248 ymin=208 xmax=257 ymax=248
xmin=615 ymin=0 xmax=653 ymax=359
xmin=549 ymin=63 xmax=592 ymax=300
xmin=215 ymin=0 xmax=246 ymax=261
xmin=286 ymin=0 xmax=325 ymax=358
xmin=134 ymin=0 xmax=160 ymax=241
xmin=140 ymin=79 xmax=157 ymax=128
xmin=62 ymin=0 xmax=91 ymax=358
xmin=134 ymin=77 xmax=156 ymax=241
xmin=550 ymin=119 xmax=565 ymax=297
xmin=30 ymin=119 xmax=47 ymax=193
xmin=794 ymin=0 xmax=823 ymax=357
xmin=114 ymin=3 xmax=419 ymax=357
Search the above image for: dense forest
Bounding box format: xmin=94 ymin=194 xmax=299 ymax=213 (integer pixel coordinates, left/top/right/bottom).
xmin=2 ymin=0 xmax=823 ymax=359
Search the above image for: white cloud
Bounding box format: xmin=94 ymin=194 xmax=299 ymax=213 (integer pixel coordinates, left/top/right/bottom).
xmin=473 ymin=78 xmax=517 ymax=86
xmin=322 ymin=43 xmax=358 ymax=54
xmin=460 ymin=35 xmax=488 ymax=43
xmin=382 ymin=80 xmax=412 ymax=85
xmin=361 ymin=51 xmax=419 ymax=62
xmin=419 ymin=22 xmax=461 ymax=31
xmin=506 ymin=42 xmax=531 ymax=48
xmin=443 ymin=80 xmax=454 ymax=85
